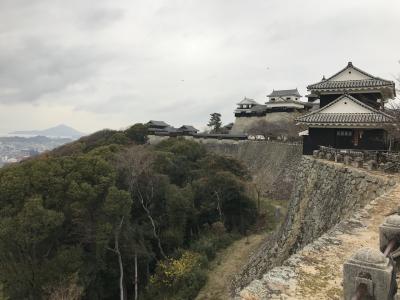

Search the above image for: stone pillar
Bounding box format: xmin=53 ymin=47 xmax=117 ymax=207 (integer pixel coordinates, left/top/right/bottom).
xmin=367 ymin=160 xmax=377 ymax=171
xmin=343 ymin=247 xmax=396 ymax=300
xmin=352 ymin=157 xmax=363 ymax=168
xmin=344 ymin=155 xmax=353 ymax=166
xmin=379 ymin=215 xmax=400 ymax=254
xmin=335 ymin=153 xmax=343 ymax=163
xmin=326 ymin=152 xmax=333 ymax=161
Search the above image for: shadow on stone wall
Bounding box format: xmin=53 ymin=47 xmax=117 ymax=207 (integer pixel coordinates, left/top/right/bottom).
xmin=231 ymin=157 xmax=395 ymax=296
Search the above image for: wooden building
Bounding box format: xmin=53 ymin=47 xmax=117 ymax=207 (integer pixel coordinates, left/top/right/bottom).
xmin=297 ymin=62 xmax=396 ymax=154
xmin=234 ymin=91 xmax=314 ymax=118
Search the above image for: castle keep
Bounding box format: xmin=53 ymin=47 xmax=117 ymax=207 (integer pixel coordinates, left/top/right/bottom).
xmin=297 ymin=62 xmax=396 ymax=154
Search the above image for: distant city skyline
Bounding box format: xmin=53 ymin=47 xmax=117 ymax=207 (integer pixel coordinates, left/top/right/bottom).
xmin=0 ymin=0 xmax=399 ymax=134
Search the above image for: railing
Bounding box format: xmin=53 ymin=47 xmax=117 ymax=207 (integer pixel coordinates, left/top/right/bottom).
xmin=318 ymin=146 xmax=400 ymax=165
xmin=344 ymin=215 xmax=400 ymax=300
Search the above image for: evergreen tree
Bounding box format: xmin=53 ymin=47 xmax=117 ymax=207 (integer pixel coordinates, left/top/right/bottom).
xmin=207 ymin=113 xmax=222 ymax=133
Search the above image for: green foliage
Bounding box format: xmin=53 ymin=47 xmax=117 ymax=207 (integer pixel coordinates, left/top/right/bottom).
xmin=192 ymin=171 xmax=257 ymax=232
xmin=125 ymin=123 xmax=148 ymax=144
xmin=146 ymin=251 xmax=207 ymax=300
xmin=0 ymin=136 xmax=257 ymax=300
xmin=207 ymin=112 xmax=222 ymax=133
xmin=190 ymin=230 xmax=239 ymax=261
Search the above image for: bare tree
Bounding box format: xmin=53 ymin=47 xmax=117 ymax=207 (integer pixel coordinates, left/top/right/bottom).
xmin=115 ymin=146 xmax=167 ymax=259
xmin=134 ymin=251 xmax=138 ymax=300
xmin=383 ymin=76 xmax=400 ymax=148
xmin=248 ymin=119 xmax=304 ymax=141
xmin=107 ymin=217 xmax=125 ymax=300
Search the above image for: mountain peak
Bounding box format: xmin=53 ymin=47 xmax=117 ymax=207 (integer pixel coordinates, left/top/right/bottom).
xmin=10 ymin=124 xmax=85 ymax=138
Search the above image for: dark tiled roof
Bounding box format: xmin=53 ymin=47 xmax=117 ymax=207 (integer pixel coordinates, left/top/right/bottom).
xmin=296 ymin=94 xmax=393 ymax=125
xmin=267 ymin=89 xmax=301 ymax=97
xmin=308 ymin=79 xmax=394 ymax=90
xmin=297 ymin=113 xmax=392 ymax=124
xmin=180 ymin=125 xmax=198 ymax=132
xmin=149 ymin=126 xmax=177 ymax=133
xmin=307 ymin=62 xmax=395 ymax=91
xmin=306 ymin=93 xmax=319 ymax=98
xmin=223 ymin=122 xmax=234 ymax=129
xmin=147 ymin=120 xmax=169 ymax=127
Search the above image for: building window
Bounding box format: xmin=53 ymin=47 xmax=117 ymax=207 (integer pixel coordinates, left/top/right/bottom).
xmin=286 ymin=97 xmax=290 ymax=100
xmin=337 ymin=130 xmax=352 ymax=137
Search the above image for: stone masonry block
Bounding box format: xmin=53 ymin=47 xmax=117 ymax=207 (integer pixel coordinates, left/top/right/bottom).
xmin=335 ymin=153 xmax=343 ymax=163
xmin=380 ymin=215 xmax=400 ymax=253
xmin=352 ymin=157 xmax=363 ymax=168
xmin=367 ymin=160 xmax=378 ymax=171
xmin=344 ymin=155 xmax=353 ymax=165
xmin=343 ymin=248 xmax=396 ymax=300
xmin=326 ymin=152 xmax=333 ymax=161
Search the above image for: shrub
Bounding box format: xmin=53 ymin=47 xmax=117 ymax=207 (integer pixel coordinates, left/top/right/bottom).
xmin=146 ymin=251 xmax=207 ymax=300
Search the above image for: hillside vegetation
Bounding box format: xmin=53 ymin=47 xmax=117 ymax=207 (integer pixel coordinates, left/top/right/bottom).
xmin=0 ymin=124 xmax=258 ymax=300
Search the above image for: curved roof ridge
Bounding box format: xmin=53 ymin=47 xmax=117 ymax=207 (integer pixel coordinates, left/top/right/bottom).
xmin=296 ymin=94 xmax=393 ymax=122
xmin=307 ymin=62 xmax=394 ymax=90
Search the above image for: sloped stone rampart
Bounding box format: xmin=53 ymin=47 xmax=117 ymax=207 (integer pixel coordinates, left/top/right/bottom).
xmin=232 ymin=157 xmax=396 ymax=296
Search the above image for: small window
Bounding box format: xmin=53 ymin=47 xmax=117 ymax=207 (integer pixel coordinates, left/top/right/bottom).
xmin=286 ymin=97 xmax=290 ymax=100
xmin=337 ymin=130 xmax=352 ymax=137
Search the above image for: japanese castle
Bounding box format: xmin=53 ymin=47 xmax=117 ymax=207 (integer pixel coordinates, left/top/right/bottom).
xmin=235 ymin=89 xmax=314 ymax=117
xmin=297 ymin=62 xmax=396 ymax=154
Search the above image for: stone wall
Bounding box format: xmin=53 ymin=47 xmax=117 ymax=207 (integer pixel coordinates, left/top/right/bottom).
xmin=231 ymin=112 xmax=301 ymax=134
xmin=232 ymin=157 xmax=396 ymax=295
xmin=205 ymin=141 xmax=302 ymax=201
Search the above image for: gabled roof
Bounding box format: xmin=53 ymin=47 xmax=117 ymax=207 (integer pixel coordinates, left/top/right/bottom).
xmin=267 ymin=88 xmax=302 ymax=97
xmin=296 ymin=94 xmax=393 ymax=125
xmin=307 ymin=62 xmax=395 ymax=96
xmin=179 ymin=125 xmax=198 ymax=132
xmin=223 ymin=122 xmax=234 ymax=129
xmin=237 ymin=97 xmax=259 ymax=105
xmin=147 ymin=120 xmax=169 ymax=127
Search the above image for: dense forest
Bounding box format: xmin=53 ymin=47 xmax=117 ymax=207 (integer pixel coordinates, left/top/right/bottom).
xmin=0 ymin=124 xmax=258 ymax=300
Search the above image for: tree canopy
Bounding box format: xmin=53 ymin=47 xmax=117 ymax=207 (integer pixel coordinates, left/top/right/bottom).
xmin=0 ymin=124 xmax=257 ymax=300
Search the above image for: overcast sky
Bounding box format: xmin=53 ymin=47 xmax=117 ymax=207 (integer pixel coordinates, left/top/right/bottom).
xmin=0 ymin=0 xmax=399 ymax=134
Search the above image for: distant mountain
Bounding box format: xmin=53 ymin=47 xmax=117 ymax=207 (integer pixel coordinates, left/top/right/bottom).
xmin=10 ymin=124 xmax=85 ymax=138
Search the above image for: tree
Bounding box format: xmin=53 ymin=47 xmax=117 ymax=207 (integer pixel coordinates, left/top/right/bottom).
xmin=207 ymin=113 xmax=222 ymax=133
xmin=115 ymin=146 xmax=167 ymax=259
xmin=248 ymin=119 xmax=303 ymax=141
xmin=0 ymin=197 xmax=76 ymax=299
xmin=125 ymin=123 xmax=149 ymax=144
xmin=103 ymin=187 xmax=132 ymax=300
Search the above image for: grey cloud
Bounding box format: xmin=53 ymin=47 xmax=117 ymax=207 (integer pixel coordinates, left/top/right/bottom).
xmin=79 ymin=7 xmax=124 ymax=30
xmin=0 ymin=38 xmax=110 ymax=103
xmin=0 ymin=0 xmax=400 ymax=132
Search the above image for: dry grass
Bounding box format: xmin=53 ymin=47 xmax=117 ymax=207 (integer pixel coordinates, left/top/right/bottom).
xmin=196 ymin=233 xmax=268 ymax=300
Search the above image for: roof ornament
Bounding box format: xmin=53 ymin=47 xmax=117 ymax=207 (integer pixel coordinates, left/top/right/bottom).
xmin=322 ymin=75 xmax=326 ymax=81
xmin=348 ymin=61 xmax=353 ymax=67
